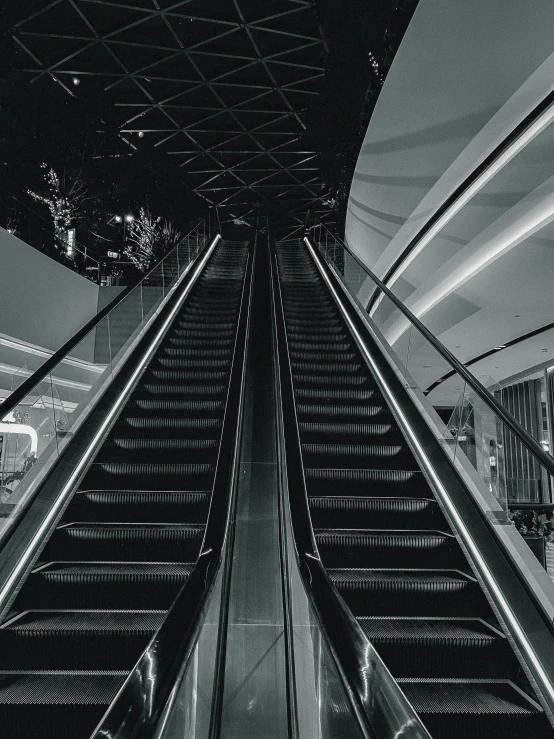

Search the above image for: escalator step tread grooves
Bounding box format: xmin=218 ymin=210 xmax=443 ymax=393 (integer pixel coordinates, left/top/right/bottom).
xmin=276 ymin=239 xmax=552 ymax=738
xmin=0 ymin=673 xmax=127 ymax=703
xmin=0 ymin=240 xmax=249 ymax=737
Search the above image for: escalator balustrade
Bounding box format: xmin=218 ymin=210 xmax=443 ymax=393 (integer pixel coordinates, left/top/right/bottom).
xmin=276 ymin=240 xmax=553 ymax=739
xmin=0 ymin=240 xmax=248 ymax=739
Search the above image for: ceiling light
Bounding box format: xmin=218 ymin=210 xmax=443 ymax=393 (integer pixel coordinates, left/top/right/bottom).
xmin=114 ymin=215 xmax=122 ymax=223
xmin=494 ymin=345 xmax=506 ymax=350
xmin=138 ymin=131 xmax=144 ymax=138
xmin=125 ymin=214 xmax=134 ymax=223
xmin=72 ymin=76 xmax=80 ymax=86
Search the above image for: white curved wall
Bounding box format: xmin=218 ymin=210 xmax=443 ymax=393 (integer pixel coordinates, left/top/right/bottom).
xmin=345 ymin=0 xmax=554 ymax=399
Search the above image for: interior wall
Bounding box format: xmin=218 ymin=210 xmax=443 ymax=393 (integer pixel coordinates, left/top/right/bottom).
xmin=0 ymin=227 xmax=99 ymax=358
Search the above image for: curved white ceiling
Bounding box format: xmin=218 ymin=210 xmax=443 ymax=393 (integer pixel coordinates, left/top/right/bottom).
xmin=345 ymin=0 xmax=554 ymax=401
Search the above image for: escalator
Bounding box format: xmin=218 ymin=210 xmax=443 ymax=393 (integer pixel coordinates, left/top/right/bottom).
xmin=274 ymin=239 xmax=554 ymax=739
xmin=0 ymin=239 xmax=249 ymax=738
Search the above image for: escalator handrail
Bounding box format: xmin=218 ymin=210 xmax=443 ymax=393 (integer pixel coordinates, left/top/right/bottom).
xmin=91 ymin=238 xmax=256 ymax=738
xmin=0 ymin=210 xmax=216 ymax=421
xmin=303 ymin=234 xmax=554 ymax=724
xmin=305 ymin=219 xmax=554 ymax=481
xmin=270 ymin=242 xmax=432 ymax=739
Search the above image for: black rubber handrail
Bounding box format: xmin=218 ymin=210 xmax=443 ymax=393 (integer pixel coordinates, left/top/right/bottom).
xmin=270 ymin=241 xmax=431 ymax=739
xmin=305 ymin=222 xmax=554 ymax=481
xmin=0 ymin=211 xmax=217 ymax=421
xmin=91 ymin=238 xmax=255 ymax=739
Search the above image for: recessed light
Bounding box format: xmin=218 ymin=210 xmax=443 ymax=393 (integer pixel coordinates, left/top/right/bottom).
xmin=72 ymin=76 xmax=80 ymax=86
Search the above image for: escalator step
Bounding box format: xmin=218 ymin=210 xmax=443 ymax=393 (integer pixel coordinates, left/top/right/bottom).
xmin=294 ymin=388 xmax=376 ymax=401
xmin=115 ymin=417 xmax=221 ymax=430
xmin=167 ymin=337 xmax=234 ymax=347
xmin=302 ymin=443 xmax=413 ymax=469
xmin=0 ymin=610 xmax=165 ymax=669
xmin=161 ymin=347 xmax=230 ymax=357
xmin=130 ymin=399 xmax=224 ymax=412
xmin=289 ymin=342 xmax=352 ymax=352
xmin=292 ymin=362 xmax=363 ymax=373
xmin=328 ymin=569 xmax=489 ymax=616
xmin=155 ymin=358 xmax=230 ymax=369
xmin=84 ymin=462 xmax=214 ymax=489
xmin=147 ymin=369 xmax=228 ymax=381
xmin=299 ymin=422 xmax=402 ymax=444
xmin=305 ymin=468 xmax=428 ymax=497
xmin=290 ymin=352 xmax=357 ymax=362
xmin=317 ymin=530 xmax=463 ymax=568
xmin=44 ymin=523 xmax=205 ymax=561
xmin=308 ymin=497 xmax=442 ymax=529
xmin=294 ymin=374 xmax=368 ymax=386
xmin=357 ymin=618 xmax=516 ymax=679
xmin=297 ymin=404 xmax=386 ymax=419
xmin=397 ymin=680 xmax=551 ymax=739
xmin=140 ymin=383 xmax=226 ymax=397
xmin=68 ymin=490 xmax=210 ymax=523
xmin=98 ymin=443 xmax=216 ymax=463
xmin=19 ymin=562 xmax=193 ymax=609
xmin=0 ymin=671 xmax=127 ymax=739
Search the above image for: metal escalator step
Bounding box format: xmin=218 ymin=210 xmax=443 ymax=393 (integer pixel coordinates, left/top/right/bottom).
xmin=316 ymin=529 xmax=464 ymax=568
xmin=294 ymin=387 xmax=376 ymax=400
xmin=115 ymin=416 xmax=221 ymax=430
xmin=99 ymin=438 xmax=218 ymax=463
xmin=302 ymin=442 xmax=413 ymax=469
xmin=130 ymin=399 xmax=224 ymax=412
xmin=297 ymin=404 xmax=388 ymax=419
xmin=328 ymin=569 xmax=489 ymax=617
xmin=84 ymin=462 xmax=214 ymax=489
xmin=288 ymin=327 xmax=346 ymax=336
xmin=305 ymin=467 xmax=429 ymax=497
xmin=294 ymin=374 xmax=367 ymax=386
xmin=299 ymin=422 xmax=401 ymax=444
xmin=357 ymin=618 xmax=516 ymax=679
xmin=0 ymin=611 xmax=165 ymax=669
xmin=397 ymin=680 xmax=551 ymax=739
xmin=44 ymin=523 xmax=204 ymax=561
xmin=140 ymin=383 xmax=226 ymax=396
xmin=292 ymin=362 xmax=362 ymax=373
xmin=68 ymin=491 xmax=210 ymax=523
xmin=290 ymin=352 xmax=357 ymax=362
xmin=19 ymin=562 xmax=193 ymax=609
xmin=161 ymin=347 xmax=230 ymax=357
xmin=174 ymin=321 xmax=236 ymax=330
xmin=167 ymin=337 xmax=234 ymax=347
xmin=155 ymin=357 xmax=230 ymax=369
xmin=285 ymin=309 xmax=336 ymax=317
xmin=170 ymin=330 xmax=234 ymax=339
xmin=286 ymin=319 xmax=341 ymax=328
xmin=147 ymin=369 xmax=228 ymax=381
xmin=289 ymin=342 xmax=352 ymax=352
xmin=0 ymin=671 xmax=127 ymax=739
xmin=308 ymin=497 xmax=442 ymax=529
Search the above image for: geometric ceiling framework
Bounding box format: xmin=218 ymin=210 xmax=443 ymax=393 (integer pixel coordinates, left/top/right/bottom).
xmin=11 ymin=0 xmax=330 ymax=222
